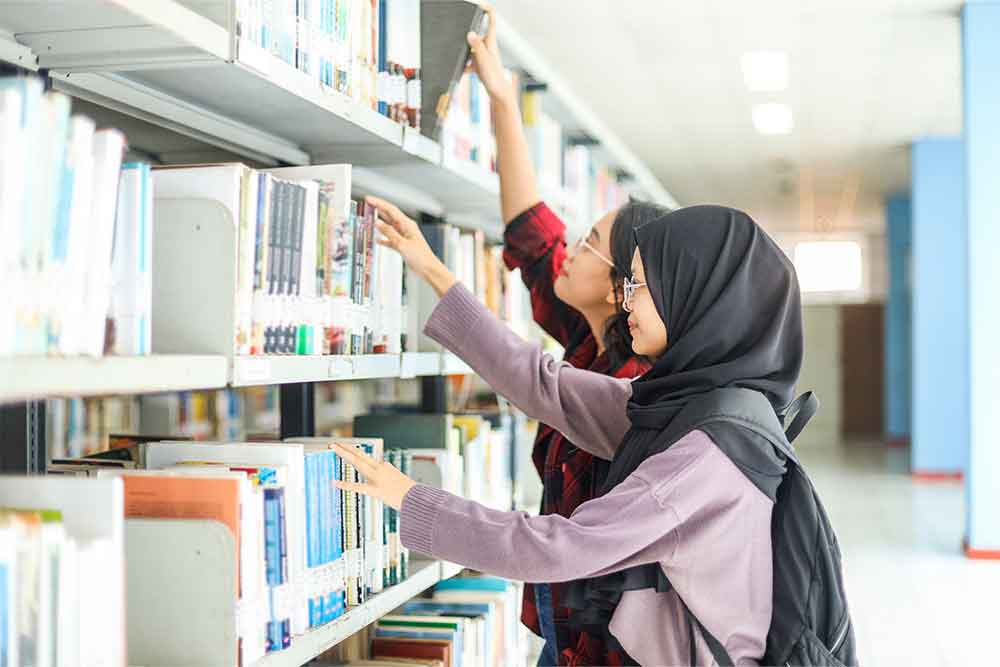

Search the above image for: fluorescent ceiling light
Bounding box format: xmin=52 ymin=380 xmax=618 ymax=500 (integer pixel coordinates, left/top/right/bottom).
xmin=742 ymin=51 xmax=789 ymax=91
xmin=793 ymin=241 xmax=863 ymax=293
xmin=752 ymin=103 xmax=794 ymax=135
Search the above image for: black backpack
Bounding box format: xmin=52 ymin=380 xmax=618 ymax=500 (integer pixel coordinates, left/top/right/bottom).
xmin=671 ymin=388 xmax=858 ymax=667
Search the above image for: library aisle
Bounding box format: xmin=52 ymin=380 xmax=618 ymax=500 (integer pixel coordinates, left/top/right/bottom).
xmin=3 ymin=1 xmax=999 ymax=666
xmin=803 ymin=444 xmax=1000 ymax=666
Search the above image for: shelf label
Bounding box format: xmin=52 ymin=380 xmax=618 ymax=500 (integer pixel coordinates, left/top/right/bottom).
xmin=240 ymin=358 xmax=271 ymax=383
xmin=328 ymin=357 xmax=354 ymax=379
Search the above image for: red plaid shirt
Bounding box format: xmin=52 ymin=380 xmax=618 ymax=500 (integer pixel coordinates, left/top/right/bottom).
xmin=503 ymin=202 xmax=649 ymax=666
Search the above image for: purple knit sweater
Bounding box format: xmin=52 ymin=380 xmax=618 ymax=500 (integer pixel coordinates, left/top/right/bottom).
xmin=400 ymin=284 xmax=773 ymax=666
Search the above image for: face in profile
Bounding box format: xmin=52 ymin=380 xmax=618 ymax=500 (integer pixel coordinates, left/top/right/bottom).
xmin=554 ymin=209 xmax=617 ymax=312
xmin=625 ymin=247 xmax=668 ymax=358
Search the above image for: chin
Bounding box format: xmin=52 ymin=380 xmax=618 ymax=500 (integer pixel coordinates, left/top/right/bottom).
xmin=553 ymin=274 xmax=570 ymax=302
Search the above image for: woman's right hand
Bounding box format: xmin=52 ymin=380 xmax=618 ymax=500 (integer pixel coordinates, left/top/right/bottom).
xmin=367 ymin=195 xmax=458 ymax=298
xmin=466 ymin=6 xmax=514 ymax=108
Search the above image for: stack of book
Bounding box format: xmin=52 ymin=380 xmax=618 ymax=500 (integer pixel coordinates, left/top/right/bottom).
xmin=0 ymin=508 xmax=119 ymax=667
xmin=353 ymin=411 xmax=512 ymax=512
xmin=57 ymin=438 xmax=400 ymax=661
xmin=406 ymin=222 xmax=530 ymax=353
xmin=0 ymin=76 xmax=151 ymax=358
xmin=330 ymin=574 xmax=520 ymax=667
xmin=153 ymin=162 xmax=403 ymax=359
xmin=0 ymin=477 xmax=124 ymax=667
xmin=46 ymin=396 xmax=141 ymax=460
xmin=441 ymin=71 xmax=497 ymax=173
xmin=231 ymin=0 xmax=422 ymax=128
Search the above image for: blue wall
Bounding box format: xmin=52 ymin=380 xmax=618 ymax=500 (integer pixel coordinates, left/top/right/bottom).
xmin=911 ymin=139 xmax=967 ymax=476
xmin=884 ymin=194 xmax=912 ymax=441
xmin=963 ymin=1 xmax=1000 ymax=551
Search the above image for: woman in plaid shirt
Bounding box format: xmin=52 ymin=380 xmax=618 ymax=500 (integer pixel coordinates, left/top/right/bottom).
xmin=465 ymin=11 xmax=664 ymax=665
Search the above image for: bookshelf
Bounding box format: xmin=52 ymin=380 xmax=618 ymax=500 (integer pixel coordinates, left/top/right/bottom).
xmin=1 ymin=3 xmax=672 ymax=664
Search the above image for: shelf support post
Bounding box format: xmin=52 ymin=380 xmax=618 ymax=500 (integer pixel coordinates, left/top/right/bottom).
xmin=279 ymin=382 xmax=315 ymax=439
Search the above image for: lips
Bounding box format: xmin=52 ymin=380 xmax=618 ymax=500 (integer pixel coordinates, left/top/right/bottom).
xmin=627 ymin=319 xmax=638 ymax=331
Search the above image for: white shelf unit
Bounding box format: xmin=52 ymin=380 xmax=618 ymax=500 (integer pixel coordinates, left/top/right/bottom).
xmin=0 ymin=354 xmax=229 ymax=403
xmin=126 ymin=518 xmax=460 ymax=667
xmin=441 ymin=352 xmax=474 ymax=376
xmin=253 ymin=559 xmax=458 ymax=667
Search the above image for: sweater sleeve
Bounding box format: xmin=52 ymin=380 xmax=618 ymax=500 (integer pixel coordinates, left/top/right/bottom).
xmin=399 ymin=460 xmax=678 ymax=583
xmin=424 ymin=283 xmax=631 ymax=460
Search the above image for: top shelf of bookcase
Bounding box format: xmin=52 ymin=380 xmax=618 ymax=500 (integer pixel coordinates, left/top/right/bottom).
xmin=0 ymin=0 xmax=675 ymax=226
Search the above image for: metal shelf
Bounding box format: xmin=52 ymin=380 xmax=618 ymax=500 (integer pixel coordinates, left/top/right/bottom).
xmin=253 ymin=559 xmax=460 ymax=667
xmin=441 ymin=353 xmax=474 ymax=377
xmin=0 ymin=354 xmax=228 ymax=403
xmin=401 ymin=352 xmax=443 ymax=379
xmin=231 ymin=354 xmax=403 ymax=387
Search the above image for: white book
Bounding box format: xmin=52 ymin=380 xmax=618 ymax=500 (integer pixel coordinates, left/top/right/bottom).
xmin=55 ymin=115 xmax=96 ymax=355
xmin=111 ymin=164 xmax=152 ymax=355
xmin=0 ymin=520 xmax=19 ymax=667
xmin=81 ymin=130 xmax=126 ymax=357
xmin=144 ymin=441 xmax=309 ymax=636
xmin=55 ymin=535 xmax=80 ymax=667
xmin=0 ymin=86 xmax=25 ymax=356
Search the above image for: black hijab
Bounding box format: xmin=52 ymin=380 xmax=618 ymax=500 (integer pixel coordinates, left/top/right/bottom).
xmin=566 ymin=205 xmax=804 ymax=660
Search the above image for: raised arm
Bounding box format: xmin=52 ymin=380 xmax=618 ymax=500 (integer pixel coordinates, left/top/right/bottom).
xmin=467 ymin=7 xmax=540 ymax=224
xmin=367 ymin=196 xmax=631 ymax=460
xmin=425 ymin=283 xmax=629 ymax=460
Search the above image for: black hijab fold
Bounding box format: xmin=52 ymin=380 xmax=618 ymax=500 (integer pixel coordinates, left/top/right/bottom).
xmin=565 ymin=205 xmax=804 ymax=659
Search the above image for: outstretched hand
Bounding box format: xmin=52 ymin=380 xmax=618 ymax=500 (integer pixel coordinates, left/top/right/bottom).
xmin=330 ymin=441 xmax=417 ymax=511
xmin=367 ymin=195 xmax=458 ymax=298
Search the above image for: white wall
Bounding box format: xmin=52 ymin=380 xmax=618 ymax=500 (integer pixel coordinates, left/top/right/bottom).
xmin=795 ymin=304 xmax=843 ymax=448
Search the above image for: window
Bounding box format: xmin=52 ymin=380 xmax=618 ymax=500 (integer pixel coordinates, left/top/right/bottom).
xmin=793 ymin=240 xmax=864 ymax=293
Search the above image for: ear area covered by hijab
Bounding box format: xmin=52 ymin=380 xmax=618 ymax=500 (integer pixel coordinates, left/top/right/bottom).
xmin=627 ymin=204 xmax=804 ymax=430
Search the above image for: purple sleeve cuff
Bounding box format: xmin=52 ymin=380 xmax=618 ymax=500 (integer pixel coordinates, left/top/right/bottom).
xmin=422 ymin=283 xmax=487 ymax=356
xmin=399 ymin=484 xmax=451 ymax=556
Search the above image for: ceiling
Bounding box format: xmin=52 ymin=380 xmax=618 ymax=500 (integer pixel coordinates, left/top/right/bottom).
xmin=497 ymin=0 xmax=964 ymax=234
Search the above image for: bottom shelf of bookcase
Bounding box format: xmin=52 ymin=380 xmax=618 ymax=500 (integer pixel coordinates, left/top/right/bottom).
xmin=252 ymin=559 xmax=460 ymax=667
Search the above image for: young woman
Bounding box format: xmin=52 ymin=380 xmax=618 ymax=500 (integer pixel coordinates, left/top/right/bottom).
xmin=458 ymin=8 xmax=660 ymax=665
xmin=335 ymin=202 xmax=803 ymax=665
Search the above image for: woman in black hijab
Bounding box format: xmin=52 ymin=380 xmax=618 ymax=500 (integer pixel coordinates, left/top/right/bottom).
xmin=336 ymin=203 xmax=805 ymax=665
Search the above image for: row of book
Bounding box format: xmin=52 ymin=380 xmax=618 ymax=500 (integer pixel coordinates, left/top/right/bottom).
xmin=522 ymin=87 xmax=632 ymax=231
xmin=0 ymin=507 xmax=118 ymax=667
xmin=326 ymin=575 xmax=522 ymax=667
xmin=46 ymin=387 xmax=281 ymax=460
xmin=441 ymin=71 xmax=499 ymax=174
xmin=53 ymin=437 xmax=405 ymax=663
xmin=231 ymin=0 xmax=422 ymax=128
xmin=154 ymin=162 xmax=404 ymax=358
xmin=409 ymin=220 xmax=531 ymax=352
xmin=0 ymin=76 xmax=152 ymax=358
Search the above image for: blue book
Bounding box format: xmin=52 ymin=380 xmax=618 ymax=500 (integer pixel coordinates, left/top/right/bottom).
xmin=0 ymin=562 xmax=8 ymax=667
xmin=263 ymin=488 xmax=281 ymax=651
xmin=435 ymin=577 xmax=511 ymax=593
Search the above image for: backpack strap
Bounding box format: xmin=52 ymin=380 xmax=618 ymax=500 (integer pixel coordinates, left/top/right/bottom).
xmin=681 ymin=599 xmax=734 ymax=666
xmin=782 ymin=391 xmax=819 ymax=444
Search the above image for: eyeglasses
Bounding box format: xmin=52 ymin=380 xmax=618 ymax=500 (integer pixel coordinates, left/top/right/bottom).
xmin=571 ymin=236 xmax=616 ymax=270
xmin=622 ymin=275 xmax=647 ymax=312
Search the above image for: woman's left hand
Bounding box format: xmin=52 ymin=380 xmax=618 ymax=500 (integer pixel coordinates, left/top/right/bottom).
xmin=331 ymin=442 xmax=417 ymax=510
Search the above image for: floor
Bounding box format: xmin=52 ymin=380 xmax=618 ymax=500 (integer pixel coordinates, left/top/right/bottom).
xmin=800 ymin=442 xmax=999 ymax=666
